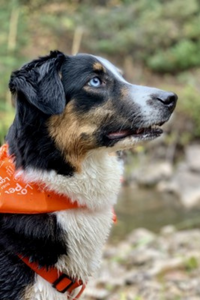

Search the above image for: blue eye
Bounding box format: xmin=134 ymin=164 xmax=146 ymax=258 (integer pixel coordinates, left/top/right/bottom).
xmin=88 ymin=77 xmax=102 ymax=87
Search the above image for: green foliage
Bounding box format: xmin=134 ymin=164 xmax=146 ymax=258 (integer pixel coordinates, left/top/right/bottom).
xmin=175 ymin=81 xmax=200 ymax=139
xmin=181 ymin=86 xmax=200 ymax=136
xmin=0 ymin=0 xmax=29 ymax=104
xmin=184 ymin=256 xmax=199 ymax=272
xmin=0 ymin=0 xmax=29 ymax=144
xmin=1 ymin=0 xmax=200 ymax=145
xmin=0 ymin=106 xmax=14 ymax=145
xmin=62 ymin=0 xmax=200 ymax=73
xmin=15 ymin=0 xmax=200 ymax=73
xmin=148 ymin=40 xmax=200 ymax=72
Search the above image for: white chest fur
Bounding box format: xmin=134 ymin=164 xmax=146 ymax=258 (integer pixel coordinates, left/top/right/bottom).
xmin=32 ymin=208 xmax=114 ymax=300
xmin=24 ymin=150 xmax=123 ymax=299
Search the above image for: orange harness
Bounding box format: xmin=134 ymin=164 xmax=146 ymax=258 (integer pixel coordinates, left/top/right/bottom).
xmin=0 ymin=144 xmax=86 ymax=298
xmin=19 ymin=256 xmax=86 ymax=299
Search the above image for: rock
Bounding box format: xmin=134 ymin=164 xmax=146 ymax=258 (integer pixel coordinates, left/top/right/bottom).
xmin=160 ymin=225 xmax=176 ymax=236
xmin=163 ymin=282 xmax=182 ymax=299
xmin=147 ymin=257 xmax=184 ymax=277
xmin=163 ymin=269 xmax=188 ymax=281
xmin=103 ymin=245 xmax=118 ymax=259
xmin=131 ymin=162 xmax=173 ymax=187
xmin=125 ymin=270 xmax=150 ymax=285
xmin=94 ymin=260 xmax=127 ymax=287
xmin=127 ymin=248 xmax=162 ymax=266
xmin=138 ymin=280 xmax=163 ymax=300
xmin=127 ymin=228 xmax=156 ymax=246
xmin=108 ymin=288 xmax=138 ymax=300
xmin=115 ymin=241 xmax=132 ymax=259
xmin=156 ymin=146 xmax=200 ymax=208
xmin=167 ymin=230 xmax=200 ymax=252
xmin=157 ymin=166 xmax=200 ymax=208
xmin=186 ymin=145 xmax=200 ymax=172
xmin=82 ymin=227 xmax=200 ymax=300
xmin=83 ymin=287 xmax=110 ymax=299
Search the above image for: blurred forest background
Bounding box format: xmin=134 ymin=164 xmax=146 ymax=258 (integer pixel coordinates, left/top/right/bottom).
xmin=1 ymin=1 xmax=200 ymax=299
xmin=1 ymin=0 xmax=200 ymax=229
xmin=1 ymin=0 xmax=200 ymax=147
xmin=1 ymin=0 xmax=200 ymax=226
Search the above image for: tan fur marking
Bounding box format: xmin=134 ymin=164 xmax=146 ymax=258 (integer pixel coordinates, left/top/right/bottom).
xmin=83 ymin=85 xmax=107 ymax=94
xmin=93 ymin=62 xmax=106 ymax=72
xmin=83 ymin=86 xmax=93 ymax=92
xmin=120 ymin=87 xmax=129 ymax=98
xmin=48 ymin=100 xmax=126 ymax=172
xmin=48 ymin=103 xmax=98 ymax=172
xmin=58 ymin=71 xmax=62 ymax=79
xmin=23 ymin=285 xmax=34 ymax=300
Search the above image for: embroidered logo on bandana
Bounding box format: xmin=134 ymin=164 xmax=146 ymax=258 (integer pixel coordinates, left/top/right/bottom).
xmin=0 ymin=144 xmax=80 ymax=214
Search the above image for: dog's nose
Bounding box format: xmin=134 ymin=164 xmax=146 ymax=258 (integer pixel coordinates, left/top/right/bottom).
xmin=154 ymin=92 xmax=178 ymax=111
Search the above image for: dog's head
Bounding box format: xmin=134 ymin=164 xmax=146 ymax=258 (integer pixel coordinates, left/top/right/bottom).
xmin=7 ymin=51 xmax=177 ymax=174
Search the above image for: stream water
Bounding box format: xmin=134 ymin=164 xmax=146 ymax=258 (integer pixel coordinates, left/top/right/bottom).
xmin=110 ymin=186 xmax=200 ymax=243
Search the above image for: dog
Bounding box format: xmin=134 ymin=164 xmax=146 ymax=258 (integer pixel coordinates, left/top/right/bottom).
xmin=0 ymin=50 xmax=177 ymax=300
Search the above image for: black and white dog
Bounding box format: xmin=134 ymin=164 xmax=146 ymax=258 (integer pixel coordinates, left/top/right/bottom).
xmin=0 ymin=51 xmax=177 ymax=300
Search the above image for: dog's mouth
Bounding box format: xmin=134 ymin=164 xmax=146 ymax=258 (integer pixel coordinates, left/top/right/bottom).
xmin=107 ymin=122 xmax=165 ymax=140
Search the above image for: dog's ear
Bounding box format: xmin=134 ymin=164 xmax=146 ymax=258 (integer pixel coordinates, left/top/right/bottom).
xmin=9 ymin=51 xmax=66 ymax=115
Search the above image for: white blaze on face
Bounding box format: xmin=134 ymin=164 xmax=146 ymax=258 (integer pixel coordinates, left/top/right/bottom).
xmin=94 ymin=55 xmax=164 ymax=120
xmin=94 ymin=56 xmax=128 ymax=84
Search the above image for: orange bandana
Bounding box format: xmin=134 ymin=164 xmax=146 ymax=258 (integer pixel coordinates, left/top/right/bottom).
xmin=0 ymin=144 xmax=80 ymax=214
xmin=0 ymin=143 xmax=116 ymax=299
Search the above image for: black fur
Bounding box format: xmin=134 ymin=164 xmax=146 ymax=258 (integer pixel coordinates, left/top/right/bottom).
xmin=7 ymin=104 xmax=75 ymax=176
xmin=2 ymin=50 xmax=177 ymax=300
xmin=9 ymin=51 xmax=66 ymax=115
xmin=3 ymin=50 xmax=129 ymax=299
xmin=7 ymin=51 xmax=125 ymax=175
xmin=0 ymin=250 xmax=34 ymax=300
xmin=0 ymin=214 xmax=66 ymax=299
xmin=61 ymin=54 xmax=108 ymax=110
xmin=7 ymin=51 xmax=75 ymax=176
xmin=4 ymin=52 xmax=74 ymax=297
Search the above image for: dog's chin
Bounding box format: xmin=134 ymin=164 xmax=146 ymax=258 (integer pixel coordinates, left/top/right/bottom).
xmin=106 ymin=124 xmax=164 ymax=150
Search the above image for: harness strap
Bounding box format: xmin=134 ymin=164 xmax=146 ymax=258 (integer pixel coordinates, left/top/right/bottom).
xmin=0 ymin=143 xmax=118 ymax=298
xmin=19 ymin=256 xmax=86 ymax=299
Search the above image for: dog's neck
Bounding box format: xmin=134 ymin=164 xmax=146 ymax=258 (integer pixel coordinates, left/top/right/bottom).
xmin=23 ymin=149 xmax=123 ymax=211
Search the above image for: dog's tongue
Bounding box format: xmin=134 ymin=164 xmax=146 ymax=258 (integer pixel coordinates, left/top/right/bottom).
xmin=107 ymin=130 xmax=130 ymax=139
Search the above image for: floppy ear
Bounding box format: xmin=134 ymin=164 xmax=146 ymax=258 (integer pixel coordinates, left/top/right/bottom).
xmin=9 ymin=51 xmax=66 ymax=115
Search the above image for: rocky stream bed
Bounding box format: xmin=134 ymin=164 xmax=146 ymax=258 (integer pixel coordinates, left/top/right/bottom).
xmin=83 ymin=227 xmax=200 ymax=300
xmin=126 ymin=144 xmax=200 ymax=210
xmin=81 ymin=144 xmax=200 ymax=300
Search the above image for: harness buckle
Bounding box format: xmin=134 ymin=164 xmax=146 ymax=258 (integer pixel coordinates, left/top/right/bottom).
xmin=52 ymin=273 xmax=84 ymax=295
xmin=52 ymin=273 xmax=74 ymax=293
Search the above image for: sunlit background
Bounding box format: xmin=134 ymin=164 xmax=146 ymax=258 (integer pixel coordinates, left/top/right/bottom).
xmin=1 ymin=1 xmax=200 ymax=299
